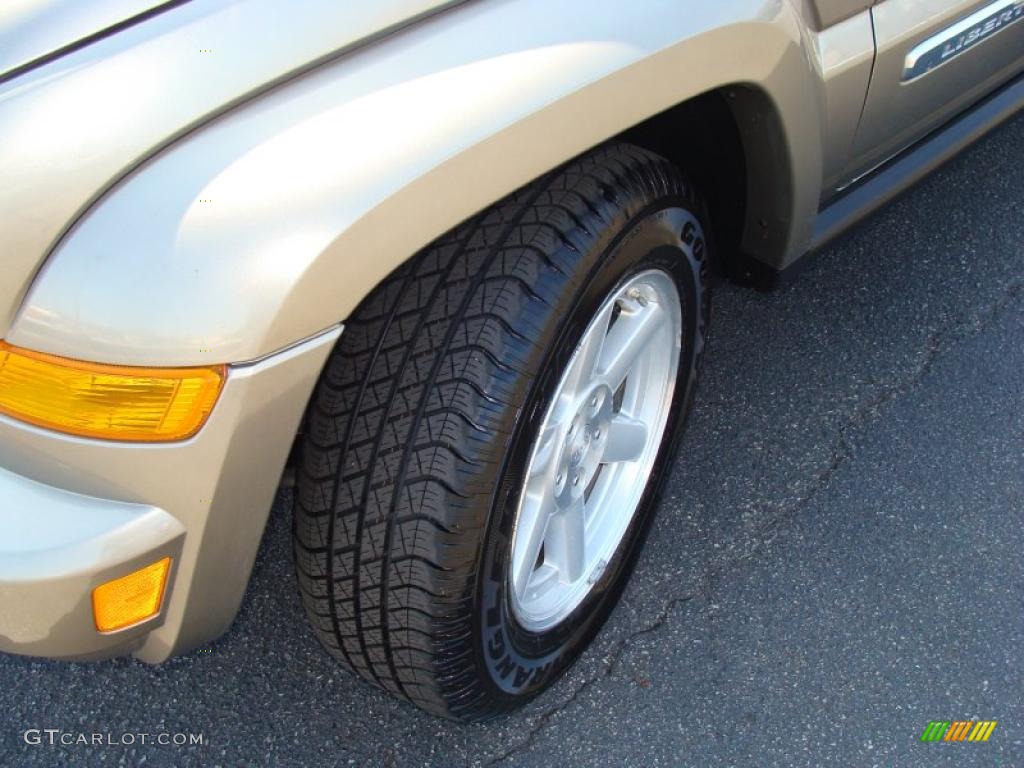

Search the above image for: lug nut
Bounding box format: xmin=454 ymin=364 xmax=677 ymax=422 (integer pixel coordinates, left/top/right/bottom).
xmin=594 ymin=428 xmax=601 ymax=440
xmin=556 ymin=473 xmax=564 ymax=485
xmin=590 ymin=394 xmax=598 ymax=407
xmin=573 ymin=472 xmax=581 ymax=486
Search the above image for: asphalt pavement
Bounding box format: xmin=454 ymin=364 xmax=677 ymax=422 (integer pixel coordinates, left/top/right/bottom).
xmin=2 ymin=114 xmax=1023 ymax=768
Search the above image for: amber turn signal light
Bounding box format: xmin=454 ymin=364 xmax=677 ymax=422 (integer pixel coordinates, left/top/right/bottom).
xmin=0 ymin=341 xmax=224 ymax=442
xmin=92 ymin=557 xmax=172 ymax=633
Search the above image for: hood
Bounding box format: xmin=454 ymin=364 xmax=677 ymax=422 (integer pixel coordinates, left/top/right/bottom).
xmin=0 ymin=0 xmax=462 ymax=345
xmin=0 ymin=1 xmax=181 ymax=84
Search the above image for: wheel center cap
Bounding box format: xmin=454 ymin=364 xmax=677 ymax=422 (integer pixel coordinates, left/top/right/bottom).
xmin=568 ymin=424 xmax=593 ymax=464
xmin=558 ymin=385 xmax=615 ymax=496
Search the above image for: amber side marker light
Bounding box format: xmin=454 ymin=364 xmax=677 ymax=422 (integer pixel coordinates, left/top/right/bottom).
xmin=0 ymin=341 xmax=225 ymax=442
xmin=92 ymin=557 xmax=172 ymax=633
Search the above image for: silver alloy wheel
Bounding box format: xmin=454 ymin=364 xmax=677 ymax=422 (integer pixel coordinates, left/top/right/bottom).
xmin=509 ymin=269 xmax=683 ymax=632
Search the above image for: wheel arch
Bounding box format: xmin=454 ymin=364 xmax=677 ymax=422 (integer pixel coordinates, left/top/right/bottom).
xmin=9 ymin=1 xmax=822 ymax=368
xmin=620 ymin=83 xmax=797 ymax=282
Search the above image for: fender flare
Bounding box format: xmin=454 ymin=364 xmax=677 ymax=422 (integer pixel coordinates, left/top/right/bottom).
xmin=9 ymin=0 xmax=824 ymax=366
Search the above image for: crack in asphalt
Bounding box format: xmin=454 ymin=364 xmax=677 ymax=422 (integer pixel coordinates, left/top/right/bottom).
xmin=481 ymin=590 xmax=698 ymax=767
xmin=737 ymin=278 xmax=1024 ymax=559
xmin=480 ymin=279 xmax=1024 ymax=767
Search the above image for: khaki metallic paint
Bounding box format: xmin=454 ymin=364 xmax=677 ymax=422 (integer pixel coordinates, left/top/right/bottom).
xmin=0 ymin=327 xmax=339 ymax=660
xmin=847 ymin=0 xmax=1024 ymax=179
xmin=0 ymin=0 xmax=465 ymax=350
xmin=0 ymin=0 xmax=175 ymax=79
xmin=7 ymin=0 xmax=836 ymax=367
xmin=804 ymin=0 xmax=878 ymax=29
xmin=0 ymin=466 xmax=184 ymax=658
xmin=814 ymin=11 xmax=877 ymax=192
xmin=0 ymin=0 xmax=1018 ymax=662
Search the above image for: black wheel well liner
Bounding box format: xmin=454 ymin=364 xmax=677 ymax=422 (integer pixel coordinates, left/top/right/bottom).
xmin=619 ymin=84 xmax=794 ymax=284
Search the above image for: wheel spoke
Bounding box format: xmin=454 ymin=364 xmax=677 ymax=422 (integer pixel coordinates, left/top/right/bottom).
xmin=602 ymin=415 xmax=649 ymax=463
xmin=597 ymin=302 xmax=666 ymax=390
xmin=560 ymin=301 xmax=614 ymax=400
xmin=529 ymin=423 xmax=561 ymax=475
xmin=508 ymin=268 xmax=684 ymax=632
xmin=510 ymin=485 xmax=553 ymax=601
xmin=545 ymin=496 xmax=586 ymax=584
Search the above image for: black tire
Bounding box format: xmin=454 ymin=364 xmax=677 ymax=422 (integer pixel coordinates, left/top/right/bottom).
xmin=293 ymin=142 xmax=711 ymax=721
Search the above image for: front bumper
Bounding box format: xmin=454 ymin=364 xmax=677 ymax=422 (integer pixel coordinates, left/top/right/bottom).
xmin=0 ymin=467 xmax=184 ymax=659
xmin=0 ymin=325 xmax=339 ymax=662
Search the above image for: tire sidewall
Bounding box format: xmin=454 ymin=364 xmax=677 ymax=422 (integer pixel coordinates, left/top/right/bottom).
xmin=474 ymin=196 xmax=710 ymax=706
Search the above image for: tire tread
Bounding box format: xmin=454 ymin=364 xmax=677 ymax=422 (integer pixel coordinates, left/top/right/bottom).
xmin=294 ymin=143 xmax=690 ymax=719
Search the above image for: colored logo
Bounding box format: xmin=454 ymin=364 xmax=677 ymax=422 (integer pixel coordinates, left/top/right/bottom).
xmin=920 ymin=720 xmax=997 ymax=742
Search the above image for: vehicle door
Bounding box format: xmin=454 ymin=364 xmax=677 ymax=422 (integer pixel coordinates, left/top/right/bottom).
xmin=843 ymin=0 xmax=1024 ymax=185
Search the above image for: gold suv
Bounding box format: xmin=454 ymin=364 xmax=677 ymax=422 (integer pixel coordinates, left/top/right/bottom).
xmin=0 ymin=0 xmax=1021 ymax=720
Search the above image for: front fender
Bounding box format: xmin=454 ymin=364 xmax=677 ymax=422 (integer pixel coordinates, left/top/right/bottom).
xmin=10 ymin=0 xmax=824 ymax=366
